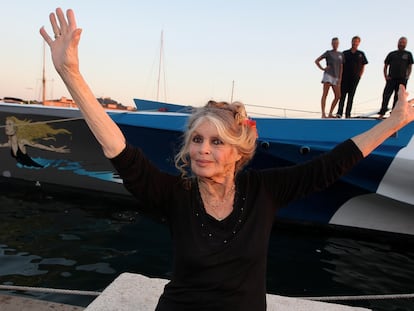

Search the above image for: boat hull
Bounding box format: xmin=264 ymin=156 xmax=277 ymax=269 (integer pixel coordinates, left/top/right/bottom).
xmin=1 ymin=102 xmax=414 ymax=236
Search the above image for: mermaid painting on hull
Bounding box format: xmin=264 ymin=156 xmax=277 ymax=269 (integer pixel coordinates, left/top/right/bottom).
xmin=0 ymin=116 xmax=71 ymax=168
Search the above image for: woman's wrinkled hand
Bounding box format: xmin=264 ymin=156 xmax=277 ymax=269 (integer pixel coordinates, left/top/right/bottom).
xmin=389 ymin=85 xmax=414 ymax=126
xmin=39 ymin=8 xmax=82 ymax=76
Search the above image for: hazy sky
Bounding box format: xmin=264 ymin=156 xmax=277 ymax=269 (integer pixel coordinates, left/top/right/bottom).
xmin=1 ymin=0 xmax=413 ymax=117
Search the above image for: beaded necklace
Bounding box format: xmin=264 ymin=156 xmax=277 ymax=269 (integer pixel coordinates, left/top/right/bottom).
xmin=199 ymin=183 xmax=235 ymax=221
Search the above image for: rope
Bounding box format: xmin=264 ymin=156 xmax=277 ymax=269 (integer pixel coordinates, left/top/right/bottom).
xmin=1 ymin=283 xmax=413 ymax=301
xmin=298 ymin=293 xmax=414 ymax=301
xmin=0 ymin=284 xmax=101 ymax=296
xmin=0 ymin=117 xmax=84 ymax=129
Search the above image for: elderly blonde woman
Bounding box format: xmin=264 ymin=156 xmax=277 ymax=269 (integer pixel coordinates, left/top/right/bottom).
xmin=41 ymin=8 xmax=414 ymax=311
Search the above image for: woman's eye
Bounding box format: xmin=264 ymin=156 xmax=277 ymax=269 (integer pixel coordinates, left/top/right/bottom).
xmin=192 ymin=135 xmax=202 ymax=143
xmin=212 ymin=138 xmax=223 ymax=145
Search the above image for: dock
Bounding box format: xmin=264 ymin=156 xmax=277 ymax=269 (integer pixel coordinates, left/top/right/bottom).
xmin=1 ymin=273 xmax=371 ymax=310
xmin=0 ymin=293 xmax=84 ymax=311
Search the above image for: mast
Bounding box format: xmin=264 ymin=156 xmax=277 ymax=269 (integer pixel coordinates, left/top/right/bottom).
xmin=230 ymin=80 xmax=235 ymax=103
xmin=156 ymin=31 xmax=164 ymax=102
xmin=42 ymin=40 xmax=46 ymax=104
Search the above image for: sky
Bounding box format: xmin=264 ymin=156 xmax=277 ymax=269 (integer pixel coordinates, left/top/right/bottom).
xmin=1 ymin=0 xmax=414 ymax=118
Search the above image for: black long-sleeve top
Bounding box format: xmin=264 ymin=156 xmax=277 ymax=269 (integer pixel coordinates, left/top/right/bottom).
xmin=110 ymin=139 xmax=363 ymax=311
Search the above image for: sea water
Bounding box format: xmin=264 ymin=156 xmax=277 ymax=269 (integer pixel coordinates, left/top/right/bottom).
xmin=0 ymin=190 xmax=413 ymax=311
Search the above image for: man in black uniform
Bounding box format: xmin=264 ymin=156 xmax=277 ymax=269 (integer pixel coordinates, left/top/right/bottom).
xmin=378 ymin=36 xmax=414 ymax=119
xmin=336 ymin=36 xmax=368 ymax=118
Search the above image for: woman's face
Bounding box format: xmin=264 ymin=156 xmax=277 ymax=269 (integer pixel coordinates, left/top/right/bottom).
xmin=189 ymin=120 xmax=241 ymax=181
xmin=5 ymin=119 xmax=16 ymax=136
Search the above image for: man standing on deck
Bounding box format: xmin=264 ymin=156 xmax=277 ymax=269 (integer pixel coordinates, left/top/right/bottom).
xmin=378 ymin=37 xmax=413 ymax=119
xmin=336 ymin=36 xmax=368 ymax=118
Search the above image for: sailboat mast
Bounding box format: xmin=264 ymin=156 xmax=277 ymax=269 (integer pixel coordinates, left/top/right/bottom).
xmin=156 ymin=31 xmax=164 ymax=102
xmin=42 ymin=40 xmax=46 ymax=104
xmin=230 ymin=80 xmax=235 ymax=103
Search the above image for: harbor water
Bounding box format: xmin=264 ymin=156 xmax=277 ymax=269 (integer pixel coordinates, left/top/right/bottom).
xmin=0 ymin=185 xmax=413 ymax=311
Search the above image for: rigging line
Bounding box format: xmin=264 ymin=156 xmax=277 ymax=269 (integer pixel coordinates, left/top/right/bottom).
xmin=248 ymin=109 xmax=321 ymax=118
xmin=298 ymin=293 xmax=414 ymax=301
xmin=1 ymin=283 xmax=413 ymax=301
xmin=0 ymin=284 xmax=101 ymax=296
xmin=244 ymin=103 xmax=318 ymax=114
xmin=0 ymin=117 xmax=84 ymax=129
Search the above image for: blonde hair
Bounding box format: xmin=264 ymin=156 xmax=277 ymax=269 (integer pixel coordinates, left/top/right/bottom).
xmin=174 ymin=100 xmax=257 ymax=180
xmin=6 ymin=116 xmax=71 ymax=142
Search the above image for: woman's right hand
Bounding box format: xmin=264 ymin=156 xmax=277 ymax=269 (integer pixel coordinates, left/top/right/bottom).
xmin=39 ymin=8 xmax=82 ymax=77
xmin=38 ymin=8 xmax=128 ymax=158
xmin=388 ymin=85 xmax=414 ymax=126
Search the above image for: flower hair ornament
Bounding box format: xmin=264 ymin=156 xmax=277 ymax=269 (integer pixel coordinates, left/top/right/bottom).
xmin=242 ymin=118 xmax=258 ymax=138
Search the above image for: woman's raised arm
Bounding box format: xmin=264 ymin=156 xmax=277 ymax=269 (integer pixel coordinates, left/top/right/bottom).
xmin=40 ymin=8 xmax=126 ymax=158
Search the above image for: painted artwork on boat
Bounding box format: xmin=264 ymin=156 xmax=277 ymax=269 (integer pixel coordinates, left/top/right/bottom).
xmin=0 ymin=108 xmax=123 ymax=195
xmin=1 ymin=115 xmax=71 ymax=168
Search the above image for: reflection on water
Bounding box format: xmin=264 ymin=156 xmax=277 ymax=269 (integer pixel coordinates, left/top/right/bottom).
xmin=0 ymin=245 xmax=48 ymax=276
xmin=321 ymin=238 xmax=414 ymax=310
xmin=0 ymin=191 xmax=172 ymax=306
xmin=0 ymin=191 xmax=413 ymax=311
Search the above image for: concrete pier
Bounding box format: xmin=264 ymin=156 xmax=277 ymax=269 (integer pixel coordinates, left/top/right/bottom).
xmin=0 ymin=273 xmax=372 ymax=310
xmin=85 ymin=273 xmax=371 ymax=311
